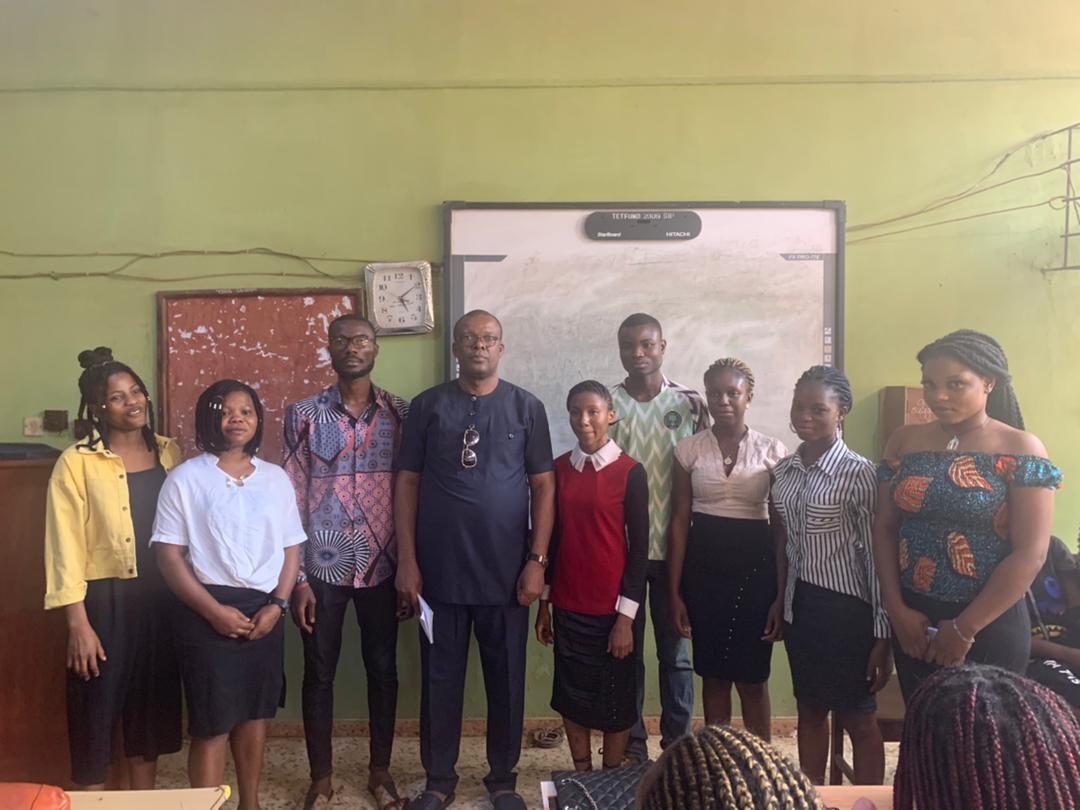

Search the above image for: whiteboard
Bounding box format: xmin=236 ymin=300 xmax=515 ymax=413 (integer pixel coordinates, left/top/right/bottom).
xmin=444 ymin=202 xmax=843 ymax=455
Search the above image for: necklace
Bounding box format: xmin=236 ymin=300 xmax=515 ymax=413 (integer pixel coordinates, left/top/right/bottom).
xmin=713 ymin=426 xmax=747 ymax=466
xmin=944 ymin=416 xmax=990 ymax=451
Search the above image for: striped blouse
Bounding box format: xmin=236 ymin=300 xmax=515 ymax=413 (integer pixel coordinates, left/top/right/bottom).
xmin=771 ymin=439 xmax=889 ymax=639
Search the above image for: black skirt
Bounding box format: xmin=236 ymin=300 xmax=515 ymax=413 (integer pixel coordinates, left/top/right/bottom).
xmin=173 ymin=585 xmax=285 ymax=738
xmin=551 ymin=607 xmax=642 ymax=733
xmin=681 ymin=514 xmax=777 ymax=683
xmin=893 ymin=587 xmax=1030 ymax=702
xmin=66 ymin=577 xmax=183 ymax=785
xmin=784 ymin=580 xmax=877 ymax=714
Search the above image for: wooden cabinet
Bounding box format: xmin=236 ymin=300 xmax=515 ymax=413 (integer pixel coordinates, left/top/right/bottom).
xmin=0 ymin=458 xmax=71 ymax=785
xmin=878 ymin=386 xmax=935 ymax=456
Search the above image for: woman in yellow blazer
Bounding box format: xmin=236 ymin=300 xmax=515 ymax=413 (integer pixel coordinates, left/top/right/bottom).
xmin=44 ymin=347 xmax=183 ymax=789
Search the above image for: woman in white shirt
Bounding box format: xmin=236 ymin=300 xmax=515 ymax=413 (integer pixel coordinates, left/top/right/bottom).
xmin=667 ymin=358 xmax=788 ymax=740
xmin=153 ymin=380 xmax=305 ymax=810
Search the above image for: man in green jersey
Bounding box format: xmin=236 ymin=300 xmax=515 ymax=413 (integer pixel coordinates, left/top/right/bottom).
xmin=609 ymin=313 xmax=710 ymax=762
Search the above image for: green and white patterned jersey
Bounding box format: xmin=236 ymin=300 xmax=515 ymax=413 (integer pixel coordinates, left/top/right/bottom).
xmin=609 ymin=377 xmax=710 ymax=560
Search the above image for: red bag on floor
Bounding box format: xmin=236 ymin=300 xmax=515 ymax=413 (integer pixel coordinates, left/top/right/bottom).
xmin=0 ymin=783 xmax=70 ymax=809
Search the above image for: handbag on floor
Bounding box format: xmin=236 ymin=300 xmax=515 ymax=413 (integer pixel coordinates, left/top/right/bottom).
xmin=553 ymin=762 xmax=651 ymax=810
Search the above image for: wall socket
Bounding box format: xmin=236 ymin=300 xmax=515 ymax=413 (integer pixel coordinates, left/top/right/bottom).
xmin=23 ymin=416 xmax=44 ymax=437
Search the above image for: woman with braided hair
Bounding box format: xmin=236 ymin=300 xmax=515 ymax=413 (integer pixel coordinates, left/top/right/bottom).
xmin=634 ymin=724 xmax=826 ymax=810
xmin=771 ymin=365 xmax=891 ymax=785
xmin=667 ymin=358 xmax=788 ymax=740
xmin=873 ymin=329 xmax=1062 ymax=700
xmin=43 ymin=347 xmax=182 ymax=789
xmin=894 ymin=664 xmax=1080 ymax=810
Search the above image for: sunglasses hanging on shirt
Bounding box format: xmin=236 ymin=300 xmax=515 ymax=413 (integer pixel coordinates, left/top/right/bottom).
xmin=461 ymin=425 xmax=480 ymax=468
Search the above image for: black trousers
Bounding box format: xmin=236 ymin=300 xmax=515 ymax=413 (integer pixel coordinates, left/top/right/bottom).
xmin=419 ymin=600 xmax=529 ymax=796
xmin=301 ymin=577 xmax=399 ymax=780
xmin=893 ymin=588 xmax=1031 ymax=702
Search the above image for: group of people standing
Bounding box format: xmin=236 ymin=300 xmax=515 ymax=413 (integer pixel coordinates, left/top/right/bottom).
xmin=44 ymin=307 xmax=1064 ymax=809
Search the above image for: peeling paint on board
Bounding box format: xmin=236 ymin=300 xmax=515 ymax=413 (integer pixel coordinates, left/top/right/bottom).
xmin=162 ymin=291 xmax=359 ymax=461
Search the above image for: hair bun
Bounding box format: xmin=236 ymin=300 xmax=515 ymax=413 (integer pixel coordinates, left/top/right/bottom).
xmin=77 ymin=346 xmax=114 ymax=369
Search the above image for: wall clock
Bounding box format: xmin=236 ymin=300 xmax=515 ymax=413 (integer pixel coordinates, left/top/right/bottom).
xmin=364 ymin=261 xmax=435 ymax=335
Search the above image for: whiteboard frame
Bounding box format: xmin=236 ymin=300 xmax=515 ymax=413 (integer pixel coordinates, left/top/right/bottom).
xmin=442 ymin=200 xmax=846 ymax=380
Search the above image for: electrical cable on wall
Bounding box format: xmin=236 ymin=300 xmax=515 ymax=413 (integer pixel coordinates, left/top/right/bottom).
xmin=1 ymin=123 xmax=1077 ymax=276
xmin=847 ymin=121 xmax=1078 ymax=246
xmin=0 ymin=246 xmax=441 ymax=283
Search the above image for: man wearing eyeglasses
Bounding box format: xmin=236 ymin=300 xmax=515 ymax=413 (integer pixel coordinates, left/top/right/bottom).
xmin=282 ymin=314 xmax=411 ymax=810
xmin=395 ymin=309 xmax=555 ymax=810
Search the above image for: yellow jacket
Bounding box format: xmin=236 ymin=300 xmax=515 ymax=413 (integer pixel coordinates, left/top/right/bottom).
xmin=44 ymin=434 xmax=182 ymax=609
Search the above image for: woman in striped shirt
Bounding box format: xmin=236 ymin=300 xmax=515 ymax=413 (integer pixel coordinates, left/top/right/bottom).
xmin=771 ymin=366 xmax=891 ymax=785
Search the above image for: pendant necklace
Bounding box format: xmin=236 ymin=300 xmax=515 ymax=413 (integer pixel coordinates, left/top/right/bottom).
xmin=944 ymin=416 xmax=990 ymax=451
xmin=714 ymin=426 xmax=747 ymax=466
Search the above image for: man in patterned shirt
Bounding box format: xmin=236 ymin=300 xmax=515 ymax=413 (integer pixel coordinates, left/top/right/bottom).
xmin=609 ymin=312 xmax=710 ymax=763
xmin=283 ymin=314 xmax=410 ymax=810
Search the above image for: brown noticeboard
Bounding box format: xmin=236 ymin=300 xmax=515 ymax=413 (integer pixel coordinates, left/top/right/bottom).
xmin=878 ymin=385 xmax=935 ymax=456
xmin=157 ymin=289 xmax=360 ymax=463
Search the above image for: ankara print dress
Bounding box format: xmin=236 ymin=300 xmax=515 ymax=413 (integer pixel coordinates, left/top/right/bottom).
xmin=879 ymin=451 xmax=1062 ymax=698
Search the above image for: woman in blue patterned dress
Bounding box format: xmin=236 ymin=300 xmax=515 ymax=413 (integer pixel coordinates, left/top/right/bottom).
xmin=873 ymin=330 xmax=1062 ymax=700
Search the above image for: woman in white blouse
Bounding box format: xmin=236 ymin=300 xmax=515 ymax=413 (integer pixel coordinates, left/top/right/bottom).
xmin=667 ymin=358 xmax=788 ymax=740
xmin=153 ymin=380 xmax=304 ymax=810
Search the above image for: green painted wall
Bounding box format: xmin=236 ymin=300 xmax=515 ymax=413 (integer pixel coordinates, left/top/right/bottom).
xmin=4 ymin=1 xmax=1080 ymax=721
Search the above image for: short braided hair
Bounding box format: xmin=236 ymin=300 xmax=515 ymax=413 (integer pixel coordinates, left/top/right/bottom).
xmin=894 ymin=664 xmax=1080 ymax=810
xmin=704 ymin=358 xmax=756 ymax=396
xmin=636 ymin=725 xmax=825 ymax=810
xmin=565 ymin=379 xmax=613 ymax=411
xmin=917 ymin=329 xmax=1024 ymax=429
xmin=795 ymin=365 xmax=853 ymax=412
xmin=75 ymin=346 xmax=157 ymax=454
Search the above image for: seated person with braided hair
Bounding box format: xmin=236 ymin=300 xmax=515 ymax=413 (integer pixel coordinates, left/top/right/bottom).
xmin=893 ymin=664 xmax=1080 ymax=810
xmin=873 ymin=329 xmax=1062 ymax=700
xmin=634 ymin=725 xmax=827 ymax=810
xmin=1026 ymin=535 xmax=1080 ymax=713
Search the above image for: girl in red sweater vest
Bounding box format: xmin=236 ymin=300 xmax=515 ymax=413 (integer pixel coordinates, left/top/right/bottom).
xmin=535 ymin=380 xmax=649 ymax=770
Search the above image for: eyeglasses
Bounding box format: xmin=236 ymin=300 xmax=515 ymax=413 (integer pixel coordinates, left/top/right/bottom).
xmin=456 ymin=334 xmax=500 ymax=348
xmin=329 ymin=335 xmax=374 ymax=350
xmin=461 ymin=425 xmax=480 ymax=468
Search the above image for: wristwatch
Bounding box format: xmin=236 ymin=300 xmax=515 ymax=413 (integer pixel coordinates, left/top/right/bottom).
xmin=526 ymin=552 xmax=549 ymax=569
xmin=266 ymin=596 xmax=289 ymax=615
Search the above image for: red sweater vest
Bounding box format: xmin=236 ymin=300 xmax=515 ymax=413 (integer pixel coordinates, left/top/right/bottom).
xmin=550 ymin=451 xmax=636 ymax=616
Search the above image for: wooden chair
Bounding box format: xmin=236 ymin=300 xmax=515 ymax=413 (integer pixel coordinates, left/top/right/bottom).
xmin=829 ymin=674 xmax=905 ymax=785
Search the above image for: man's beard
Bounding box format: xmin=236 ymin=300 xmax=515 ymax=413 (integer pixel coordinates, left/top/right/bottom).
xmin=332 ymin=358 xmax=373 ymax=380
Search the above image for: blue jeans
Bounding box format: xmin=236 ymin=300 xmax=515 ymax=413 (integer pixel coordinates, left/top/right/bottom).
xmin=626 ymin=560 xmax=695 ymax=758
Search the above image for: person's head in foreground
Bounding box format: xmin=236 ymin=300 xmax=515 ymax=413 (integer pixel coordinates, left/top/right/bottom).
xmin=894 ymin=664 xmax=1080 ymax=810
xmin=634 ymin=724 xmax=825 ymax=810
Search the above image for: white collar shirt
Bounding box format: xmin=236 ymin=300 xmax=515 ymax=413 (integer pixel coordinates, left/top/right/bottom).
xmin=569 ymin=439 xmax=624 ymax=472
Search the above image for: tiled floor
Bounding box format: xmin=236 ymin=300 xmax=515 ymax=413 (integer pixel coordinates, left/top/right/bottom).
xmin=155 ymin=732 xmax=900 ymax=809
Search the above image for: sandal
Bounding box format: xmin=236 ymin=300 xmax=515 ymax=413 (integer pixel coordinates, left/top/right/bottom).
xmin=369 ymin=781 xmax=409 ymax=810
xmin=411 ymin=790 xmax=454 ymax=810
xmin=572 ymin=754 xmax=593 ymax=772
xmin=531 ymin=726 xmax=565 ymax=748
xmin=300 ymin=787 xmax=334 ymax=810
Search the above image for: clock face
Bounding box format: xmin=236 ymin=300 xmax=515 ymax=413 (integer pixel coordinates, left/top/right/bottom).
xmin=371 ymin=267 xmax=427 ymax=330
